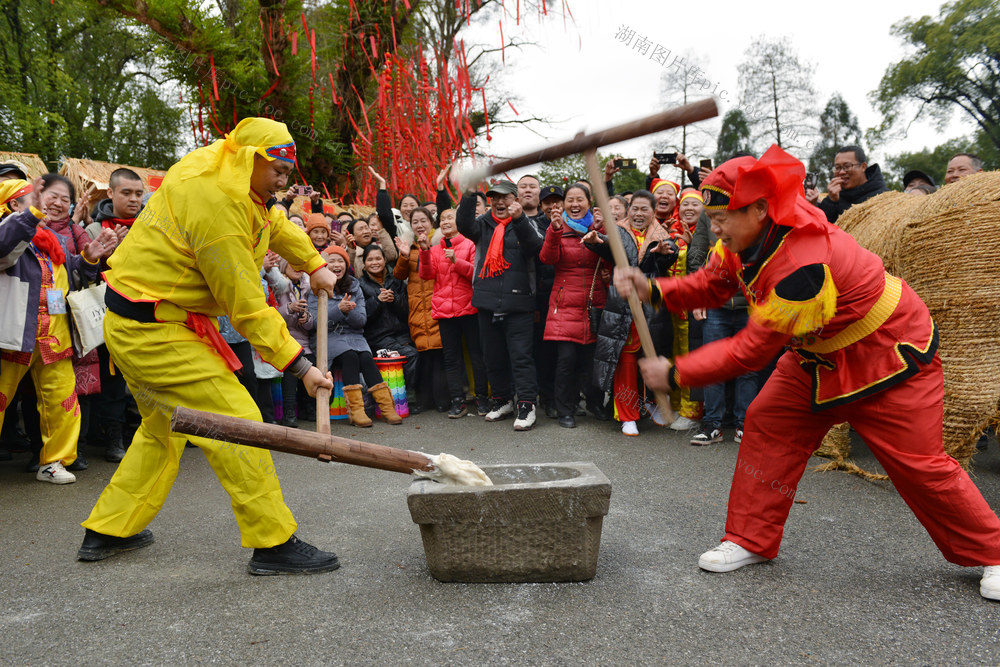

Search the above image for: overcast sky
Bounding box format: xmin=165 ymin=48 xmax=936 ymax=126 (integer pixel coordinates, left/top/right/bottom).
xmin=463 ymin=0 xmax=965 ymax=180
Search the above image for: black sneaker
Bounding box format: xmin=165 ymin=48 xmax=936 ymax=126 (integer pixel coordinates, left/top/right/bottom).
xmin=67 ymin=452 xmax=88 ymax=471
xmin=247 ymin=534 xmax=340 ymax=575
xmin=513 ymin=401 xmax=536 ymax=431
xmin=558 ymin=415 xmax=576 ymax=428
xmin=281 ymin=415 xmax=299 ymax=428
xmin=106 ymin=442 xmax=127 ymax=463
xmin=78 ymin=528 xmax=155 ymax=561
xmin=475 ymin=396 xmax=491 ymax=416
xmin=448 ymin=398 xmax=468 ymax=419
xmin=690 ymin=426 xmax=723 ymax=446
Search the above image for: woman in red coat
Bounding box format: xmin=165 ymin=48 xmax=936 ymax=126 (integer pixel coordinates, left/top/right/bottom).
xmin=418 ymin=208 xmax=488 ymax=418
xmin=539 ymin=183 xmax=607 ymax=428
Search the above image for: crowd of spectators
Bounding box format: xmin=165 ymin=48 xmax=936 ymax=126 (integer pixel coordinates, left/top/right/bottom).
xmin=0 ymin=144 xmax=988 ymax=482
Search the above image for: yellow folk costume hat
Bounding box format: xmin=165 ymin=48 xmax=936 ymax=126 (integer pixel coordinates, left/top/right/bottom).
xmin=0 ymin=179 xmax=33 ymax=215
xmin=171 ymin=117 xmax=296 ymax=203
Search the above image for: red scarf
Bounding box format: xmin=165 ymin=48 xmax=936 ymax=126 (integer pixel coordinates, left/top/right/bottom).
xmin=32 ymin=227 xmax=66 ymax=265
xmin=101 ymin=217 xmax=136 ymax=230
xmin=478 ymin=212 xmax=511 ymax=279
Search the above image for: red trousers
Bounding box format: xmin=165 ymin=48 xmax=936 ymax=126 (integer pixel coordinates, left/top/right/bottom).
xmin=726 ymin=352 xmax=1000 ymax=566
xmin=613 ymin=329 xmax=643 ymax=422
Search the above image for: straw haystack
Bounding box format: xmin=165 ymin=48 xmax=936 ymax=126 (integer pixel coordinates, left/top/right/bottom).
xmin=0 ymin=151 xmax=48 ymax=179
xmin=59 ymin=157 xmax=166 ymax=195
xmin=826 ymin=172 xmax=1000 ymax=470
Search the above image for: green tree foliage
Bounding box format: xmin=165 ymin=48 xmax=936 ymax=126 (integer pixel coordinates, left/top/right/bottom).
xmin=808 ymin=93 xmax=862 ymax=188
xmin=715 ymin=109 xmax=753 ymax=163
xmin=737 ymin=37 xmax=818 ymax=153
xmin=0 ymin=0 xmax=182 ymax=168
xmin=872 ymin=0 xmax=1000 ymax=153
xmin=535 ymin=152 xmax=645 ymax=194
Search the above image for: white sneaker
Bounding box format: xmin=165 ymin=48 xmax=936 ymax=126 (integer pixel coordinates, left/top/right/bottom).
xmin=698 ymin=540 xmax=769 ymax=572
xmin=982 ymin=565 xmax=1000 ymax=601
xmin=646 ymin=402 xmax=668 ymax=426
xmin=513 ymin=402 xmax=536 ymax=431
xmin=621 ymin=421 xmax=639 ymax=437
xmin=37 ymin=461 xmax=76 ymax=485
xmin=484 ymin=399 xmax=514 ymax=422
xmin=669 ymin=416 xmax=698 ymax=431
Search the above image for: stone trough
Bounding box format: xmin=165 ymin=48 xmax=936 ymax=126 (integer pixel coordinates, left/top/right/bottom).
xmin=406 ymin=462 xmax=612 ymax=583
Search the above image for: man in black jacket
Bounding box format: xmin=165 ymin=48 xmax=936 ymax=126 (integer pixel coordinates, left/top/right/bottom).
xmin=456 ymin=179 xmax=543 ymax=431
xmin=84 ymin=168 xmax=146 ymax=463
xmin=806 ymin=145 xmax=887 ymax=223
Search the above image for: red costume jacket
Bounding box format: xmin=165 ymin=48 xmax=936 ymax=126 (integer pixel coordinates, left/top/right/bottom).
xmin=653 ymin=215 xmax=937 ymax=410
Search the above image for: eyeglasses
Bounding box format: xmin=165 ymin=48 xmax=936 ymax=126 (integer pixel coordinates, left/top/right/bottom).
xmin=832 ymin=162 xmax=861 ymax=173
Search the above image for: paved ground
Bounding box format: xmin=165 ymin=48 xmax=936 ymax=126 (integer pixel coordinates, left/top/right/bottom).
xmin=2 ymin=411 xmax=999 ymax=665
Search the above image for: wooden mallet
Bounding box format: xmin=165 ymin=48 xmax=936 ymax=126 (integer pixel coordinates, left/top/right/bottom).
xmin=315 ymin=291 xmax=331 ymax=435
xmin=453 ymin=97 xmax=719 ymax=425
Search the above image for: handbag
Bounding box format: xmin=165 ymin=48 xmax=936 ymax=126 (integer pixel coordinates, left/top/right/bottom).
xmin=66 ymin=272 xmax=107 ymax=357
xmin=586 ymin=259 xmax=603 ymax=336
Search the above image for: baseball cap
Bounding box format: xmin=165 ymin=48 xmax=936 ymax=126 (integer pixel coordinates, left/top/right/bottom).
xmin=902 ymin=169 xmax=935 ymax=188
xmin=486 ymin=180 xmax=517 ymax=196
xmin=539 ymin=185 xmax=564 ymax=201
xmin=0 ymin=160 xmax=29 ymax=180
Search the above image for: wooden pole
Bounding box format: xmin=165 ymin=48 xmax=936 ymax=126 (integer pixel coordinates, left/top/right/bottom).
xmin=315 ymin=292 xmax=330 ymax=435
xmin=171 ymin=406 xmax=436 ymax=475
xmin=479 ymin=98 xmax=717 ymax=178
xmin=583 ymin=149 xmax=676 ymax=426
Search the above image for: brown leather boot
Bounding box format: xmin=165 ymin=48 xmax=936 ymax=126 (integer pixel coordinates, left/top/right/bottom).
xmin=343 ymin=384 xmax=372 ymax=428
xmin=368 ymin=382 xmax=402 ymax=424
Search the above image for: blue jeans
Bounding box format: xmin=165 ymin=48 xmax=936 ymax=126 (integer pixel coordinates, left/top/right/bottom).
xmin=702 ymin=307 xmax=758 ymax=428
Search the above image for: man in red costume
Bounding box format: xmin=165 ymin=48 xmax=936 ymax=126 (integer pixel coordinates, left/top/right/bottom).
xmin=614 ymin=145 xmax=1000 ymax=601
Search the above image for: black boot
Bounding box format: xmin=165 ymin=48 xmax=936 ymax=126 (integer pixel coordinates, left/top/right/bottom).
xmin=105 ymin=422 xmax=127 ymax=463
xmin=247 ymin=534 xmax=340 ymax=575
xmin=67 ymin=446 xmax=89 ymax=471
xmin=281 ymin=398 xmax=299 ymax=428
xmin=77 ymin=528 xmax=155 ymax=561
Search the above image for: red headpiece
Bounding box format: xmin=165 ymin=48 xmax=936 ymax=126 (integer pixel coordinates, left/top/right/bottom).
xmin=701 ymin=145 xmax=827 ymax=232
xmin=265 ymin=142 xmax=296 ymax=163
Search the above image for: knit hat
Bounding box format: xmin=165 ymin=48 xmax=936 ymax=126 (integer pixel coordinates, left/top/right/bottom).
xmin=650 ymin=179 xmax=680 ymax=196
xmin=306 ymin=212 xmax=330 ymax=234
xmin=321 ymin=243 xmax=350 ymax=265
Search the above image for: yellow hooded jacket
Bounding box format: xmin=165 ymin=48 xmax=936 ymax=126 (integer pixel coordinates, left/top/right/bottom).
xmin=105 ymin=118 xmax=325 ymax=370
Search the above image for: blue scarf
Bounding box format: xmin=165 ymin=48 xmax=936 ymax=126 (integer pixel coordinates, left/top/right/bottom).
xmin=562 ymin=209 xmax=594 ymax=236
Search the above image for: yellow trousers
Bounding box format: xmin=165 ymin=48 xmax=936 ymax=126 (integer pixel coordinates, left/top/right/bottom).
xmin=669 ymin=312 xmax=702 ymax=420
xmin=82 ymin=312 xmax=297 ymax=548
xmin=0 ymin=349 xmax=79 ymax=466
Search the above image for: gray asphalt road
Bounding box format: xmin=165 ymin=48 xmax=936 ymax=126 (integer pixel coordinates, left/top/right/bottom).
xmin=2 ymin=413 xmax=999 ymax=665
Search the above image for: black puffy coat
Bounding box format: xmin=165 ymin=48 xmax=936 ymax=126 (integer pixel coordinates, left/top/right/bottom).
xmin=455 ymin=192 xmax=544 ymax=313
xmin=358 ymin=270 xmax=410 ymax=351
xmin=818 ymin=164 xmax=888 ymax=223
xmin=586 ymin=225 xmax=678 ymax=394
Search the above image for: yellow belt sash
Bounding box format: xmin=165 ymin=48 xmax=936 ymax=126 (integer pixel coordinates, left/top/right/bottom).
xmin=801 ymin=273 xmax=902 ymax=354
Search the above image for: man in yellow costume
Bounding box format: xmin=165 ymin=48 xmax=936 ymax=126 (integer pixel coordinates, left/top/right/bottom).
xmin=78 ymin=118 xmax=340 ymax=575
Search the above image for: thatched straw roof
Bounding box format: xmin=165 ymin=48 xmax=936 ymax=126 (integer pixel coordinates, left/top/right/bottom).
xmin=0 ymin=151 xmax=49 ymax=180
xmin=59 ymin=157 xmax=166 ymax=195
